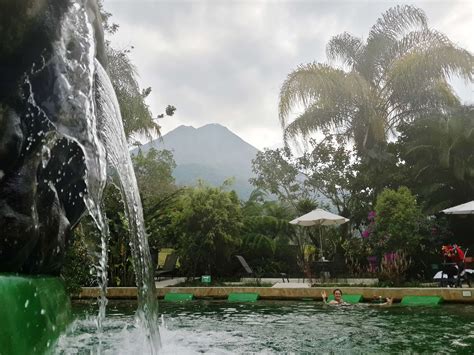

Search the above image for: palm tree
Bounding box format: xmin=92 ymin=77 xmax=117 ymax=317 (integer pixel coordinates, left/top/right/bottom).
xmin=98 ymin=1 xmax=171 ymax=142
xmin=279 ymin=5 xmax=473 ymax=153
xmin=106 ymin=46 xmax=160 ymax=141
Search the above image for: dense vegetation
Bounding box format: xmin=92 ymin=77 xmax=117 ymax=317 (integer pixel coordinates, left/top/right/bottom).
xmin=62 ymin=5 xmax=473 ymax=290
xmin=253 ymin=5 xmax=473 ymax=284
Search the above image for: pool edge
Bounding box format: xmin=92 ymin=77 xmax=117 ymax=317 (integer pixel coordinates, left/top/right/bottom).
xmin=75 ymin=286 xmax=474 ymax=303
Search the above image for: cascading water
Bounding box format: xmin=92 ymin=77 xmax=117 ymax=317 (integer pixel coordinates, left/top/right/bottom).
xmin=95 ymin=61 xmax=161 ymax=353
xmin=50 ymin=3 xmax=112 ymax=345
xmin=25 ymin=0 xmax=111 ymax=345
xmin=23 ymin=0 xmax=160 ymax=353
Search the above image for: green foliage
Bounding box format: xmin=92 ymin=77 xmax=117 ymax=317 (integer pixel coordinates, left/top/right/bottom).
xmin=102 ymin=184 xmax=136 ymax=287
xmin=279 ymin=5 xmax=473 ymax=153
xmin=171 ymin=184 xmax=243 ymax=277
xmin=61 ymin=231 xmax=95 ymax=295
xmin=349 ymin=147 xmax=403 ymax=225
xmin=397 ymin=106 xmax=474 ymax=213
xmin=99 ymin=1 xmax=176 ymax=142
xmin=378 ymin=251 xmax=412 ymax=286
xmin=374 ymin=186 xmax=423 ymax=254
xmin=144 ymin=189 xmax=183 ymax=253
xmin=341 ymin=237 xmax=371 ymax=276
xmin=106 ymin=46 xmax=160 ymax=140
xmin=63 ymin=144 xmax=179 ymax=288
xmin=250 ymin=148 xmax=305 ymax=206
xmin=301 ymin=133 xmax=355 ymax=217
xmin=97 ymin=0 xmax=119 ymax=35
xmin=99 ymin=148 xmax=177 ymax=286
xmin=133 ymin=148 xmax=177 ymax=203
xmin=239 ymin=198 xmax=298 ymax=275
xmin=131 ymin=147 xmax=178 ymax=253
xmin=251 ymin=135 xmax=363 ymax=226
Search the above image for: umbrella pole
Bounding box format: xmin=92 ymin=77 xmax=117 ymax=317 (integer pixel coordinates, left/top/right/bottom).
xmin=319 ymin=227 xmax=323 ymax=260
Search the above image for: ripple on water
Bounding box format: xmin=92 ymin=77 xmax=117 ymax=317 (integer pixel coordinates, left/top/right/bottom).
xmin=55 ymin=301 xmax=474 ymax=354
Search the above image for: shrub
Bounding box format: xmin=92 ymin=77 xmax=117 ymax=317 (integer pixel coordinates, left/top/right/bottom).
xmin=378 ymin=251 xmax=412 ymax=286
xmin=61 ymin=235 xmax=95 ymax=295
xmin=374 ymin=186 xmax=423 ymax=255
xmin=172 ymin=185 xmax=243 ymax=278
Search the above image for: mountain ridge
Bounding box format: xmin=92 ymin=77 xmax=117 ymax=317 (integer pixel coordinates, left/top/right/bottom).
xmin=134 ymin=123 xmax=260 ymax=199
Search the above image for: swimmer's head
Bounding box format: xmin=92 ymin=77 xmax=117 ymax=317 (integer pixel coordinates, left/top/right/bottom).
xmin=333 ymin=289 xmax=342 ymax=302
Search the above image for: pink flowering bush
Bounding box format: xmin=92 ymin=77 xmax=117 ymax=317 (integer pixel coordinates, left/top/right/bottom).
xmin=379 ymin=251 xmax=412 ymax=285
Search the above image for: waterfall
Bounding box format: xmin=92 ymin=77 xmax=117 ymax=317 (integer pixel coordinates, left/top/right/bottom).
xmin=24 ymin=0 xmax=161 ymax=353
xmin=25 ymin=0 xmax=111 ymax=345
xmin=95 ymin=60 xmax=161 ymax=353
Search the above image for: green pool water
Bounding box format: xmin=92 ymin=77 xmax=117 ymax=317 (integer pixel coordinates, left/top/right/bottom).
xmin=57 ymin=300 xmax=474 ymax=354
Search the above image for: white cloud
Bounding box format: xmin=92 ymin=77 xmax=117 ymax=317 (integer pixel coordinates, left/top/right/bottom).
xmin=104 ymin=0 xmax=473 ymax=150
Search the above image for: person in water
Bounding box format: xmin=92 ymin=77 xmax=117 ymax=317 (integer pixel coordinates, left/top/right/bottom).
xmin=321 ymin=289 xmax=393 ymax=305
xmin=321 ymin=289 xmax=345 ymax=305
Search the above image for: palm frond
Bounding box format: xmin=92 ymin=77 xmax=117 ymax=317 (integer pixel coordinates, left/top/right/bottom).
xmin=386 ymin=44 xmax=473 ymax=118
xmin=356 ymin=35 xmax=395 ymax=84
xmin=424 ymin=45 xmax=474 ymax=80
xmin=106 ymin=46 xmax=158 ymax=140
xmin=389 ymin=29 xmax=452 ymax=60
xmin=279 ymin=66 xmax=372 ymax=146
xmin=350 ymin=104 xmax=387 ymax=150
xmin=279 ymin=63 xmax=346 ymax=127
xmin=279 ymin=4 xmax=472 ymax=155
xmin=369 ymin=5 xmax=427 ymax=41
xmin=283 ymin=104 xmax=353 ymax=143
xmin=106 ymin=47 xmax=140 ymax=96
xmin=279 ymin=64 xmax=371 ymax=127
xmin=326 ymin=32 xmax=364 ymax=67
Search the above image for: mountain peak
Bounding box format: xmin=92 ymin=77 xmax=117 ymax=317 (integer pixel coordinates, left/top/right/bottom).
xmin=198 ymin=123 xmax=226 ymax=130
xmin=134 ymin=123 xmax=259 ymax=199
xmin=172 ymin=124 xmax=197 ymax=131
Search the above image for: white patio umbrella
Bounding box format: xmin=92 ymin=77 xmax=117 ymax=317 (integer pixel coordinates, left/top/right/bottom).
xmin=441 ymin=200 xmax=474 ymax=215
xmin=289 ymin=209 xmax=349 ymax=259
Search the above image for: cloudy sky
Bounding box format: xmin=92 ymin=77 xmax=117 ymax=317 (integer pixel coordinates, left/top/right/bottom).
xmin=103 ymin=0 xmax=473 ymax=150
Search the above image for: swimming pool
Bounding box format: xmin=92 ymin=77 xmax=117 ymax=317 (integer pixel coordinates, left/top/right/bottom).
xmin=57 ymin=300 xmax=474 ymax=354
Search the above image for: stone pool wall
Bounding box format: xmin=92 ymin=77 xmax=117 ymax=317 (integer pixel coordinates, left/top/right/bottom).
xmin=77 ymin=286 xmax=474 ymax=303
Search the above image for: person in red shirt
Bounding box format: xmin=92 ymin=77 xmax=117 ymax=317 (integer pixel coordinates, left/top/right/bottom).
xmin=442 ymin=244 xmax=465 ymax=263
xmin=441 ymin=244 xmax=466 ymax=286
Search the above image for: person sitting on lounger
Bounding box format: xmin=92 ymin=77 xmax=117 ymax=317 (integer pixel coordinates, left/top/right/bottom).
xmin=441 ymin=244 xmax=466 ymax=285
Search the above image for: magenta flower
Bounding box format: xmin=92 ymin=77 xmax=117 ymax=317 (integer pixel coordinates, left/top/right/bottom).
xmin=368 ymin=211 xmax=377 ymax=221
xmin=367 ymin=256 xmax=378 ymax=263
xmin=384 ymin=252 xmax=397 ymax=263
xmin=367 ymin=256 xmax=378 ymax=273
xmin=362 ymin=230 xmax=370 ymax=238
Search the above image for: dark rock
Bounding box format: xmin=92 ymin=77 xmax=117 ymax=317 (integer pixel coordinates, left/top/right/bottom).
xmin=0 ymin=0 xmax=105 ymax=274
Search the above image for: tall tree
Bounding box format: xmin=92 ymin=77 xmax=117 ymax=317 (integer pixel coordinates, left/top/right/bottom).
xmin=171 ymin=184 xmax=243 ymax=277
xmin=300 ymin=133 xmax=355 ymax=217
xmin=250 ymin=147 xmax=309 ymax=207
xmin=132 ymin=147 xmax=177 ymax=204
xmin=398 ymin=105 xmax=474 ymax=212
xmin=279 ymin=5 xmax=473 ymax=153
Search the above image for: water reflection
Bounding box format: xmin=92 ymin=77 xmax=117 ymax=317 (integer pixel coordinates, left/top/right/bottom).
xmin=57 ymin=300 xmax=474 ymax=354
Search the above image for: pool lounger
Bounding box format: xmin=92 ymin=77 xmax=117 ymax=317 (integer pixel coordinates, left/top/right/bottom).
xmin=327 ymin=294 xmax=363 ymax=304
xmin=164 ymin=293 xmax=194 ymax=301
xmin=400 ymin=296 xmax=443 ymax=306
xmin=228 ymin=293 xmax=260 ymax=302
